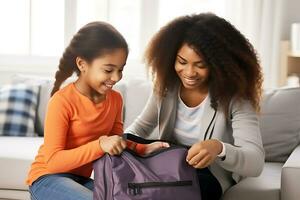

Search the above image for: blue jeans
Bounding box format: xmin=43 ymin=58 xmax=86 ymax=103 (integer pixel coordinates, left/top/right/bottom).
xmin=29 ymin=173 xmax=94 ymax=200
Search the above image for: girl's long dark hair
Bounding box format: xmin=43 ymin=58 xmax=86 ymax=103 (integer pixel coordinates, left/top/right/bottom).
xmin=51 ymin=22 xmax=128 ymax=96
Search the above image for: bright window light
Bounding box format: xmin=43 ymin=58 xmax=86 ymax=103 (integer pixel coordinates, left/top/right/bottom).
xmin=31 ymin=0 xmax=64 ymax=56
xmin=0 ymin=0 xmax=30 ymax=55
xmin=77 ymin=0 xmax=141 ymax=59
xmin=158 ymin=0 xmax=226 ymax=27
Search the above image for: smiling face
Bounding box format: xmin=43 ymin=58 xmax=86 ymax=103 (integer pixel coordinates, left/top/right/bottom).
xmin=175 ymin=43 xmax=209 ymax=92
xmin=76 ymin=48 xmax=127 ymax=98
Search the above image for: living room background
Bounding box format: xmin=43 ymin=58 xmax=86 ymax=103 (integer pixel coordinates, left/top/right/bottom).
xmin=0 ymin=0 xmax=299 ymax=87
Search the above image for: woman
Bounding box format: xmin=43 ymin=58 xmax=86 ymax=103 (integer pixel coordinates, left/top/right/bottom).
xmin=126 ymin=13 xmax=265 ymax=200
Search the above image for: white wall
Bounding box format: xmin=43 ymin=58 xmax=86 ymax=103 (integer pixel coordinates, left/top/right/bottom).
xmin=280 ymin=0 xmax=300 ymax=41
xmin=275 ymin=0 xmax=300 ymax=87
xmin=0 ymin=58 xmax=147 ymax=85
xmin=0 ymin=55 xmax=57 ymax=85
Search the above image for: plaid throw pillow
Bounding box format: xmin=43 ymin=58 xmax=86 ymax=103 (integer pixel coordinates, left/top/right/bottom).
xmin=0 ymin=84 xmax=40 ymax=136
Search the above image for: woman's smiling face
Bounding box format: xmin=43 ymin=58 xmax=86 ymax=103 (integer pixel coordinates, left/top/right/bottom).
xmin=175 ymin=43 xmax=209 ymax=91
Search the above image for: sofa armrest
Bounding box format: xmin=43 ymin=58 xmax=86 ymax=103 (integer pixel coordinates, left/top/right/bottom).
xmin=281 ymin=144 xmax=300 ymax=200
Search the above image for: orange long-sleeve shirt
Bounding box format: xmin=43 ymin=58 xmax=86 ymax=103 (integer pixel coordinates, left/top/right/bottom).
xmin=26 ymin=83 xmax=144 ymax=185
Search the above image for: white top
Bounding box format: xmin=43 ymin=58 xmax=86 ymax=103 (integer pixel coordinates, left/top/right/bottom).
xmin=173 ymin=90 xmax=208 ymax=146
xmin=173 ymin=90 xmax=226 ymax=157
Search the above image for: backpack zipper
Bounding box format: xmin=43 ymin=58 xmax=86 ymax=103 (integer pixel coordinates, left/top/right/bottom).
xmin=128 ymin=180 xmax=193 ymax=195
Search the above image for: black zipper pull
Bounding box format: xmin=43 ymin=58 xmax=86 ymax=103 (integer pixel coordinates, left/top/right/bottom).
xmin=134 ymin=185 xmax=141 ymax=195
xmin=128 ymin=183 xmax=141 ymax=195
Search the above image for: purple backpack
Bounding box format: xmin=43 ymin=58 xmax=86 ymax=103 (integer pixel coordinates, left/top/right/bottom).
xmin=93 ymin=134 xmax=201 ymax=200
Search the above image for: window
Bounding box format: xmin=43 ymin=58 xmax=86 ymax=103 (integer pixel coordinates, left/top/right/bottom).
xmin=0 ymin=0 xmax=227 ymax=78
xmin=0 ymin=0 xmax=64 ymax=57
xmin=0 ymin=0 xmax=30 ymax=55
xmin=158 ymin=0 xmax=226 ymax=27
xmin=76 ymin=0 xmax=141 ymax=59
xmin=0 ymin=0 xmax=283 ymax=88
xmin=31 ymin=0 xmax=64 ymax=56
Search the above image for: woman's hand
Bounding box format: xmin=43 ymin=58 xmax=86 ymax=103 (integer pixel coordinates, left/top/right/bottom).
xmin=143 ymin=141 xmax=170 ymax=155
xmin=99 ymin=135 xmax=127 ymax=156
xmin=186 ymin=139 xmax=223 ymax=168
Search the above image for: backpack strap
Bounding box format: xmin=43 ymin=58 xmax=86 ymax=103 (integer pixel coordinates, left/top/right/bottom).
xmin=123 ymin=133 xmax=186 ymax=148
xmin=203 ymin=110 xmax=217 ymax=141
xmin=122 ymin=133 xmax=159 ymax=144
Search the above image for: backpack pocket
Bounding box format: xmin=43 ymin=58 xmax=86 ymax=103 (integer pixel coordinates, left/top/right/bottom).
xmin=128 ymin=180 xmax=193 ymax=195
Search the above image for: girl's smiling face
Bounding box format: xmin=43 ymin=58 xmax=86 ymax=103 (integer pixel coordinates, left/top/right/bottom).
xmin=76 ymin=48 xmax=127 ymax=98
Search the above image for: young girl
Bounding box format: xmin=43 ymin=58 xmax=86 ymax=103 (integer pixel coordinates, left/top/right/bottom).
xmin=26 ymin=22 xmax=168 ymax=200
xmin=126 ymin=13 xmax=265 ymax=200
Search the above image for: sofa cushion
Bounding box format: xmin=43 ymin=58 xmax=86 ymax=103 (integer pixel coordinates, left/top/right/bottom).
xmin=11 ymin=74 xmax=83 ymax=136
xmin=35 ymin=82 xmax=53 ymax=136
xmin=0 ymin=137 xmax=43 ymax=190
xmin=123 ymin=79 xmax=153 ymax=129
xmin=11 ymin=74 xmax=53 ymax=136
xmin=0 ymin=84 xmax=40 ymax=137
xmin=259 ymin=87 xmax=300 ymax=162
xmin=222 ymin=162 xmax=282 ymax=200
xmin=0 ymin=189 xmax=30 ymax=200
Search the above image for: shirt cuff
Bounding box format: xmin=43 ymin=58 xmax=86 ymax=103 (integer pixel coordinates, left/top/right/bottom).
xmin=135 ymin=143 xmax=147 ymax=155
xmin=217 ymin=141 xmax=226 ymax=158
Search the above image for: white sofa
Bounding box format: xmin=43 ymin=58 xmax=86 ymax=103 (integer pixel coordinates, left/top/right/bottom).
xmin=0 ymin=76 xmax=299 ymax=200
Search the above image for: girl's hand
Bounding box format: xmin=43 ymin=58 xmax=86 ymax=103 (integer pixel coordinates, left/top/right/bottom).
xmin=186 ymin=139 xmax=222 ymax=169
xmin=99 ymin=135 xmax=127 ymax=156
xmin=143 ymin=141 xmax=170 ymax=155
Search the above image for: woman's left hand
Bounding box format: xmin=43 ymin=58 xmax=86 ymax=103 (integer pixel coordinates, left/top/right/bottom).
xmin=186 ymin=139 xmax=223 ymax=169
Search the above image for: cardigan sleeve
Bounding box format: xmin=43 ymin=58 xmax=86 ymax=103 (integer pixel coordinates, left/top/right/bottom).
xmin=125 ymin=91 xmax=159 ymax=138
xmin=215 ymin=100 xmax=265 ymax=177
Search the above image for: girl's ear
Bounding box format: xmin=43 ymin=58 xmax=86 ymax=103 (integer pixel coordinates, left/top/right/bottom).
xmin=76 ymin=56 xmax=88 ymax=73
